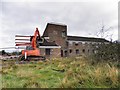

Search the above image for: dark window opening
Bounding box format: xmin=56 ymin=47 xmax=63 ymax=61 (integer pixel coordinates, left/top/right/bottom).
xmin=64 ymin=50 xmax=68 ymax=57
xmin=82 ymin=49 xmax=85 ymax=53
xmin=76 ymin=49 xmax=79 ymax=54
xmin=75 ymin=43 xmax=79 ymax=46
xmin=69 ymin=49 xmax=72 ymax=53
xmin=61 ymin=50 xmax=63 ymax=57
xmin=45 ymin=48 xmax=51 ymax=55
xmin=66 ymin=41 xmax=69 ymax=46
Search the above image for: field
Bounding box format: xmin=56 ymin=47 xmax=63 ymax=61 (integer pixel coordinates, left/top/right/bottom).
xmin=1 ymin=56 xmax=120 ymax=88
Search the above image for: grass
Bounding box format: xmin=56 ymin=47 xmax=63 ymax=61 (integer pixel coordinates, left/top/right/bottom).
xmin=1 ymin=56 xmax=120 ymax=88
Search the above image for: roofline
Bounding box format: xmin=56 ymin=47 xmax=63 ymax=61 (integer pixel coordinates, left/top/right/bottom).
xmin=67 ymin=35 xmax=106 ymax=39
xmin=47 ymin=22 xmax=67 ymax=26
xmin=39 ymin=46 xmax=61 ymax=48
xmin=67 ymin=35 xmax=109 ymax=42
xmin=43 ymin=22 xmax=67 ymax=37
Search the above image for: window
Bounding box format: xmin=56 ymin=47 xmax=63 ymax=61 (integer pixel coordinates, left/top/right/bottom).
xmin=96 ymin=45 xmax=99 ymax=48
xmin=75 ymin=43 xmax=78 ymax=46
xmin=61 ymin=50 xmax=63 ymax=57
xmin=45 ymin=49 xmax=51 ymax=55
xmin=64 ymin=50 xmax=68 ymax=57
xmin=82 ymin=42 xmax=85 ymax=46
xmin=62 ymin=31 xmax=66 ymax=37
xmin=66 ymin=41 xmax=69 ymax=46
xmin=82 ymin=42 xmax=85 ymax=44
xmin=69 ymin=49 xmax=72 ymax=53
xmin=69 ymin=41 xmax=73 ymax=45
xmin=76 ymin=49 xmax=79 ymax=54
xmin=82 ymin=49 xmax=85 ymax=53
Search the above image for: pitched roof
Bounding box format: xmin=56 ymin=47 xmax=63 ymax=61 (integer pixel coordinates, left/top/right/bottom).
xmin=43 ymin=23 xmax=67 ymax=37
xmin=67 ymin=36 xmax=109 ymax=42
xmin=48 ymin=22 xmax=67 ymax=26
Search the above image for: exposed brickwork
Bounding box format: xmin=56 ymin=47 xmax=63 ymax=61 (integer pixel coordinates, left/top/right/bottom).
xmin=43 ymin=23 xmax=67 ymax=49
xmin=41 ymin=23 xmax=109 ymax=58
xmin=40 ymin=48 xmax=61 ymax=58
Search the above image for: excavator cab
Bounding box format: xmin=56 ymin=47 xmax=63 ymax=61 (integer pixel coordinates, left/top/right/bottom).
xmin=36 ymin=36 xmax=44 ymax=47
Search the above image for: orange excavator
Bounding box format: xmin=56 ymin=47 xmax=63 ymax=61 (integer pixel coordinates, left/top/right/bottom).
xmin=15 ymin=28 xmax=45 ymax=60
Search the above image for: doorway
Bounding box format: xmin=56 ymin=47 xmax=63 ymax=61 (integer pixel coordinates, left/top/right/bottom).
xmin=61 ymin=50 xmax=63 ymax=57
xmin=45 ymin=48 xmax=51 ymax=55
xmin=64 ymin=50 xmax=68 ymax=57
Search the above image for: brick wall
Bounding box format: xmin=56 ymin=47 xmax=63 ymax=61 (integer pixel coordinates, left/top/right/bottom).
xmin=40 ymin=48 xmax=61 ymax=59
xmin=42 ymin=23 xmax=101 ymax=58
xmin=43 ymin=23 xmax=68 ymax=57
xmin=67 ymin=41 xmax=96 ymax=57
xmin=43 ymin=24 xmax=67 ymax=49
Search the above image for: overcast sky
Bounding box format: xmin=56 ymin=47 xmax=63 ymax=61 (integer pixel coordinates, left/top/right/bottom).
xmin=0 ymin=0 xmax=119 ymax=51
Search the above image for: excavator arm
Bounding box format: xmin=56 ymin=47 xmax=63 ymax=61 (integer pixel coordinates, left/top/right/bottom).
xmin=32 ymin=28 xmax=41 ymax=49
xmin=15 ymin=28 xmax=45 ymax=61
xmin=15 ymin=28 xmax=41 ymax=48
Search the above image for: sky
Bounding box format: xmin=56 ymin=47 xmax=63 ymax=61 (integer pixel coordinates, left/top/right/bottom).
xmin=0 ymin=0 xmax=119 ymax=52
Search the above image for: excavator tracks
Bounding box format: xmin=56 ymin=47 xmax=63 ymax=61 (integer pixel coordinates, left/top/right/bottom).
xmin=17 ymin=55 xmax=46 ymax=64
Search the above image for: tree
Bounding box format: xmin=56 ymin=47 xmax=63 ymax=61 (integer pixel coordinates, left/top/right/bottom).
xmin=90 ymin=24 xmax=119 ymax=62
xmin=12 ymin=51 xmax=21 ymax=55
xmin=94 ymin=41 xmax=119 ymax=61
xmin=1 ymin=50 xmax=6 ymax=55
xmin=89 ymin=24 xmax=113 ymax=41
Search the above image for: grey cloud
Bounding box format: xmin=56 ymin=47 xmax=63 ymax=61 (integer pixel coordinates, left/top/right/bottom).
xmin=0 ymin=1 xmax=118 ymax=48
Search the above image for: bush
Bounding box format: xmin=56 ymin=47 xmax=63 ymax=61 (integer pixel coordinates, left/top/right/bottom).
xmin=93 ymin=41 xmax=120 ymax=62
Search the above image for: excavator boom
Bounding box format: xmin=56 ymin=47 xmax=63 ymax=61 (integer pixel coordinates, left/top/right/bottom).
xmin=15 ymin=28 xmax=45 ymax=60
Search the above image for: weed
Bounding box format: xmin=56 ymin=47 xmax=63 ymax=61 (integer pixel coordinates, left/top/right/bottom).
xmin=2 ymin=56 xmax=119 ymax=88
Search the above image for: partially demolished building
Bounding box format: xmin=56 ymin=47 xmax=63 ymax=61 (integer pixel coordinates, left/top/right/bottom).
xmin=39 ymin=23 xmax=109 ymax=58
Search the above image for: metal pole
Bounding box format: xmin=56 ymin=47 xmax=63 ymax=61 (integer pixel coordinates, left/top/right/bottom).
xmin=25 ymin=51 xmax=27 ymax=60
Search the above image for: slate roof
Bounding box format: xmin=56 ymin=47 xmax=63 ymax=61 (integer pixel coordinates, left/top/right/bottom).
xmin=67 ymin=36 xmax=109 ymax=42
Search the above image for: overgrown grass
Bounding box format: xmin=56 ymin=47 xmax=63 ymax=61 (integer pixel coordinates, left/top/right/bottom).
xmin=1 ymin=56 xmax=119 ymax=88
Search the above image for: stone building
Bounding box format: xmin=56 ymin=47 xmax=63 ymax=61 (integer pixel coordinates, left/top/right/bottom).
xmin=39 ymin=23 xmax=109 ymax=58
